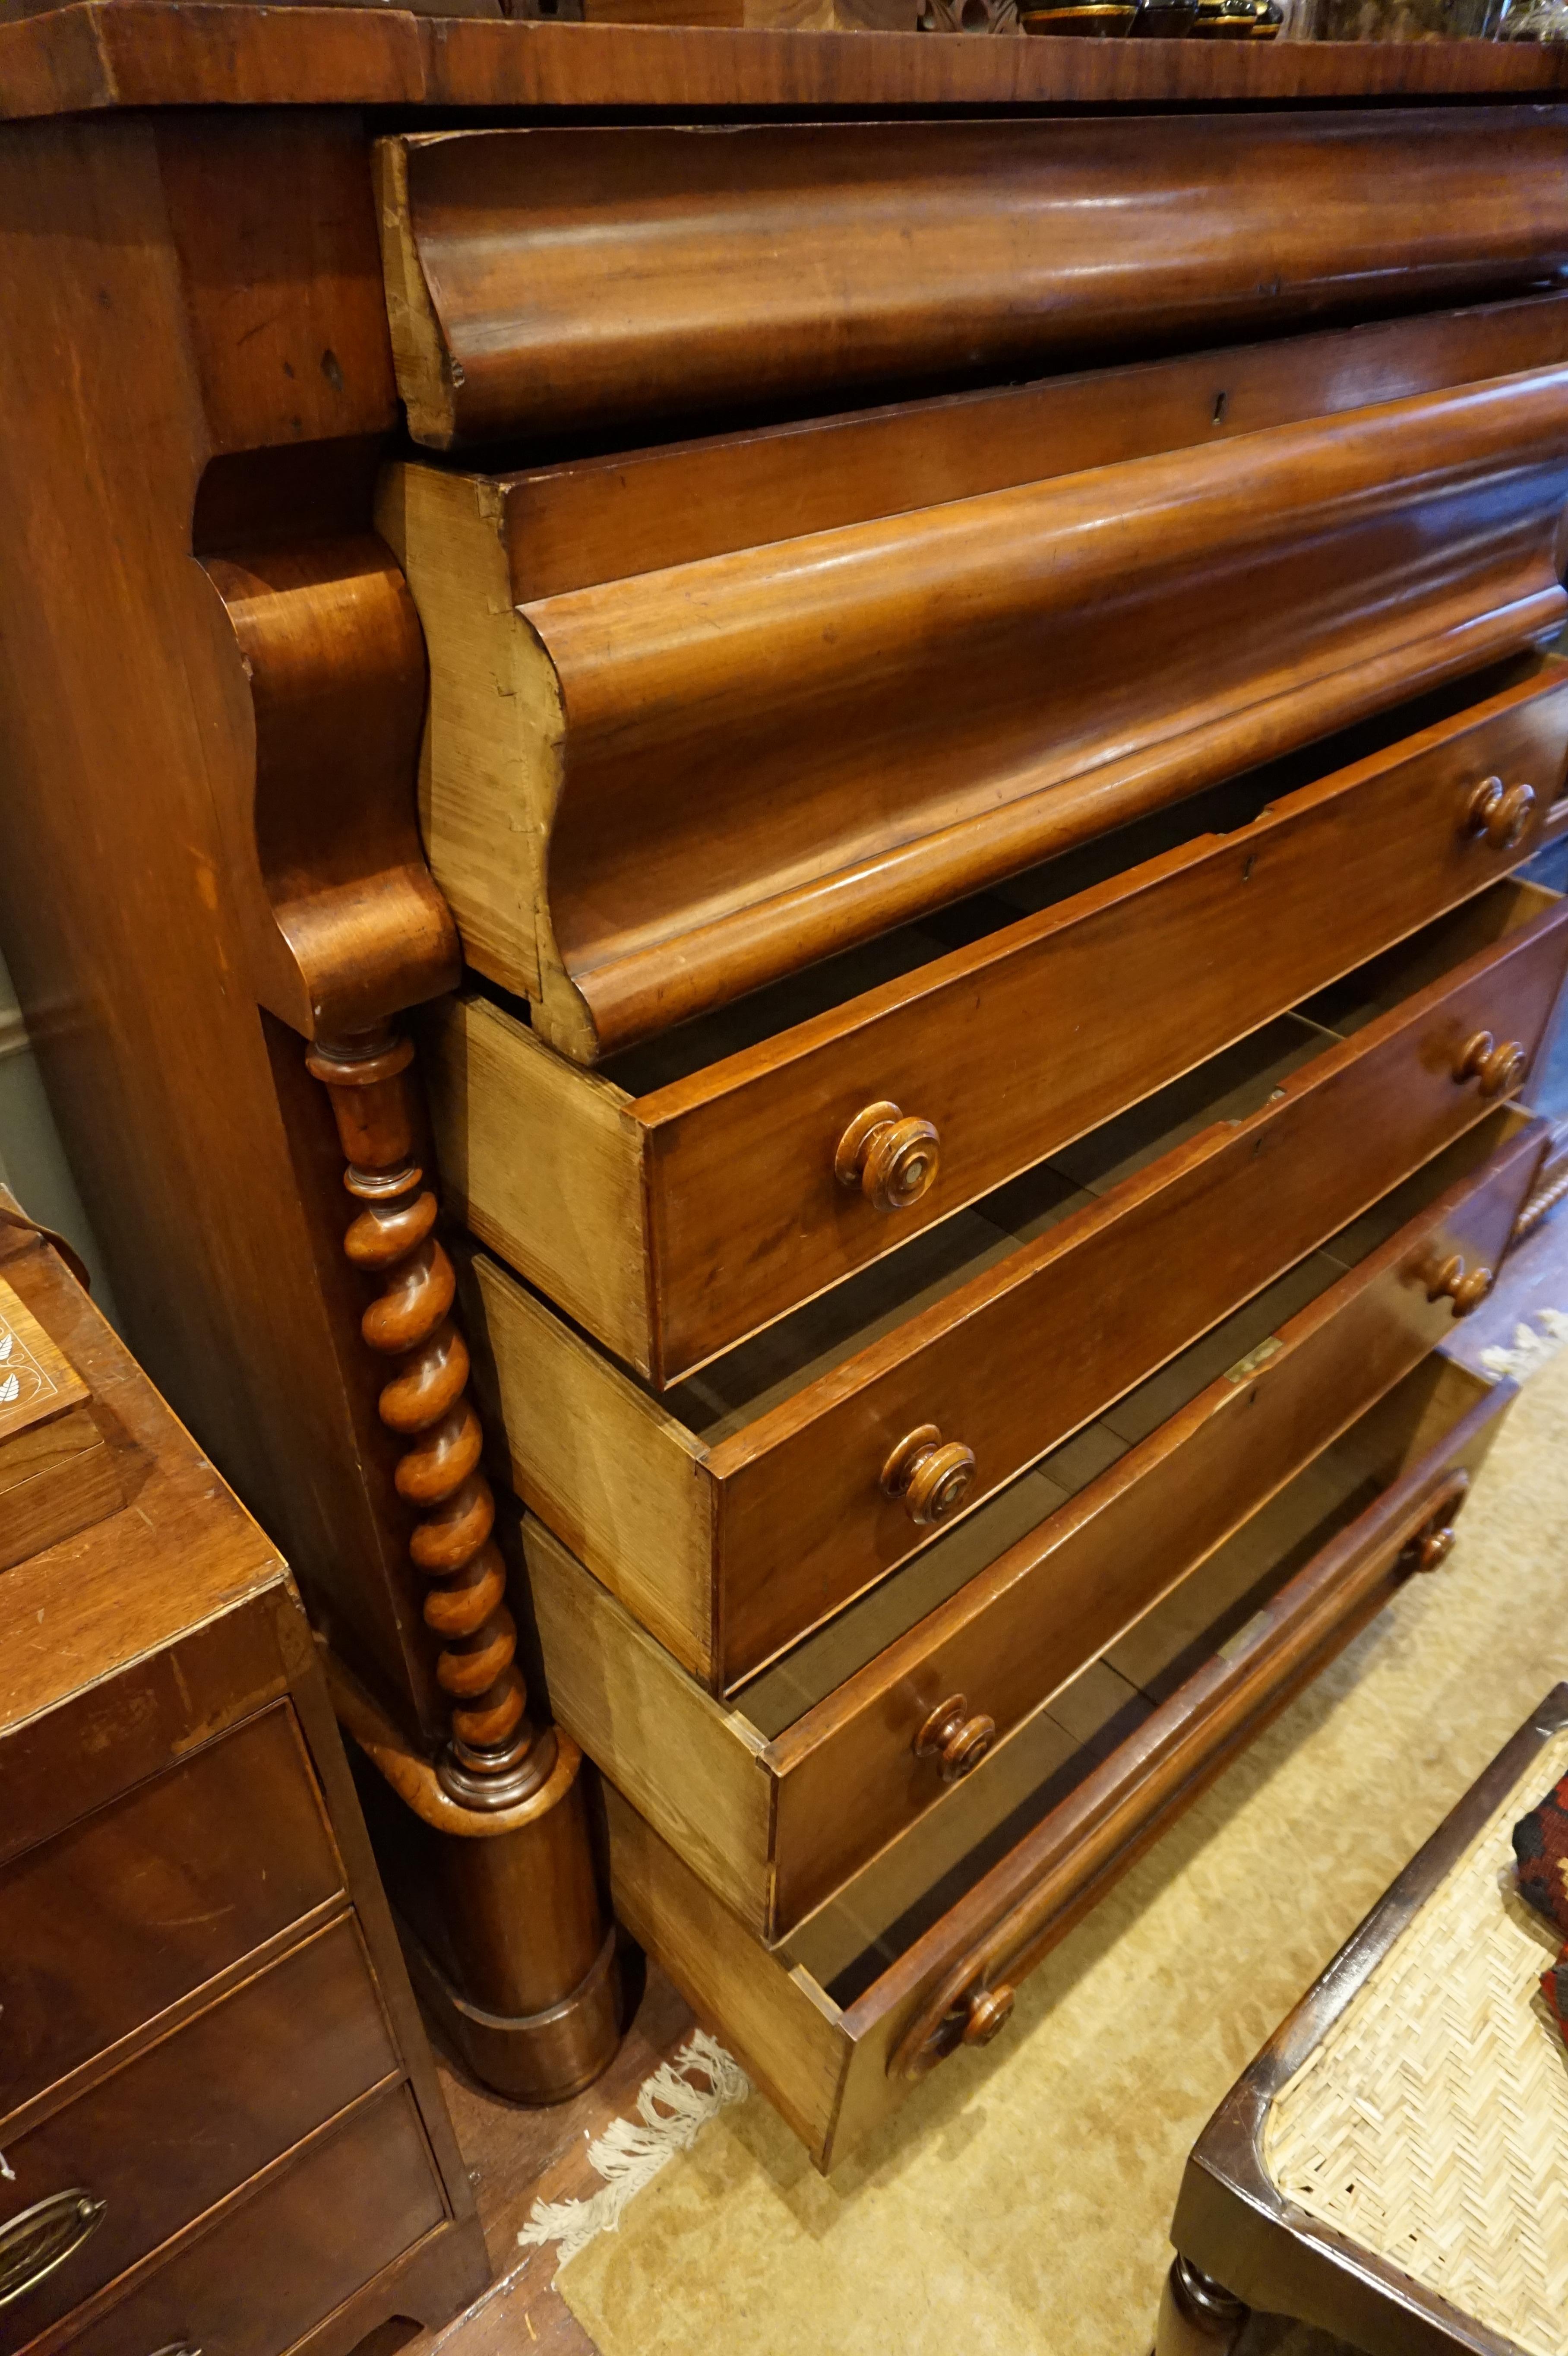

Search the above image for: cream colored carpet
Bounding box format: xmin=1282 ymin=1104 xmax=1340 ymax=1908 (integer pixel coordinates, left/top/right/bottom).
xmin=560 ymin=1342 xmax=1568 ymax=2356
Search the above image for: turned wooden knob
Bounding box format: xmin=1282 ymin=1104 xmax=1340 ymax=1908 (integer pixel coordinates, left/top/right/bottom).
xmin=963 ymin=1985 xmax=1015 ymax=2046
xmin=1410 ymin=1522 xmax=1457 ymax=1572
xmin=1453 ymin=1029 xmax=1528 ymax=1099
xmin=1465 ymin=776 xmax=1536 ymax=852
xmin=835 ymin=1100 xmax=941 ymax=1213
xmin=881 ymin=1424 xmax=976 ymax=1525
xmin=915 ymin=1694 xmax=996 ymax=1782
xmin=1403 ymin=1475 xmax=1468 ymax=1573
xmin=1426 ymin=1253 xmax=1493 ymax=1318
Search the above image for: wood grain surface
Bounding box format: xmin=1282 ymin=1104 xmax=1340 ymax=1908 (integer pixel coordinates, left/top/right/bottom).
xmin=396 ymin=362 xmax=1568 ymax=1063
xmin=8 ymin=8 xmax=1568 ymax=125
xmin=607 ymin=1360 xmax=1517 ymax=2171
xmin=436 ymin=661 xmax=1568 ymax=1385
xmin=383 ymin=116 xmax=1568 ymax=448
xmin=470 ymin=913 xmax=1558 ymax=1691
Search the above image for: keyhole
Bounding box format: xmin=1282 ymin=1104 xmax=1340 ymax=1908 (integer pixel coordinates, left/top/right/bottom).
xmin=1212 ymin=390 xmax=1229 ymax=425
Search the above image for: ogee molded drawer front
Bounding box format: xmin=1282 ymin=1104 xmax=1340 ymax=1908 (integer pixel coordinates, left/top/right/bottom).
xmin=528 ymin=1113 xmax=1543 ymax=1937
xmin=378 ymin=116 xmax=1568 ymax=449
xmin=469 ymin=888 xmax=1563 ymax=1690
xmin=605 ymin=1356 xmax=1516 ymax=2172
xmin=430 ymin=657 xmax=1568 ymax=1386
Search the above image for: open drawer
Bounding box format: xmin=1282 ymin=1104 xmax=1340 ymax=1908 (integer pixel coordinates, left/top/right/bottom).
xmin=428 ymin=657 xmax=1568 ymax=1387
xmin=605 ymin=1351 xmax=1518 ymax=2173
xmin=471 ymin=885 xmax=1562 ymax=1689
xmin=528 ymin=1106 xmax=1542 ymax=1935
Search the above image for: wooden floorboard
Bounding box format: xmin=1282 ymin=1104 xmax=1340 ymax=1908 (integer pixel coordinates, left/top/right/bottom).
xmin=373 ymin=1956 xmax=697 ymax=2356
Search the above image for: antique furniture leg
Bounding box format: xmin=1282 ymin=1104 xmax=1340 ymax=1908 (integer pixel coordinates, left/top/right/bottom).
xmin=306 ymin=1025 xmax=619 ymax=2097
xmin=0 ymin=110 xmax=616 ymax=2103
xmin=1154 ymin=2258 xmax=1252 ymax=2356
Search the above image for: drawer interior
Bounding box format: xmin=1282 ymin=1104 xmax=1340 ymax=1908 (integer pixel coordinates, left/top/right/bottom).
xmin=659 ymin=879 xmax=1547 ymax=1451
xmin=731 ymin=1110 xmax=1511 ymax=1746
xmin=785 ymin=1354 xmax=1495 ymax=2004
xmin=586 ymin=658 xmax=1545 ymax=1104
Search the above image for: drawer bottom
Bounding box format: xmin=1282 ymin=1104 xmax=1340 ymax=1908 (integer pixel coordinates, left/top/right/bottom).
xmin=607 ymin=1353 xmax=1515 ymax=2171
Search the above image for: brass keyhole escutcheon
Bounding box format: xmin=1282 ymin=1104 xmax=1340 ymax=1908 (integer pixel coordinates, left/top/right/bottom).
xmin=1453 ymin=1030 xmax=1527 ymax=1099
xmin=1464 ymin=776 xmax=1536 ymax=853
xmin=881 ymin=1425 xmax=977 ymax=1525
xmin=835 ymin=1101 xmax=941 ymax=1214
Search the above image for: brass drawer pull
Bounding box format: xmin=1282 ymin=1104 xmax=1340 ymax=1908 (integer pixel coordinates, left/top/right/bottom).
xmin=1464 ymin=775 xmax=1536 ymax=852
xmin=916 ymin=1694 xmax=997 ymax=1783
xmin=1453 ymin=1029 xmax=1528 ymax=1098
xmin=1426 ymin=1253 xmax=1493 ymax=1318
xmin=881 ymin=1425 xmax=976 ymax=1525
xmin=0 ymin=2188 xmax=107 ymax=2311
xmin=835 ymin=1101 xmax=941 ymax=1213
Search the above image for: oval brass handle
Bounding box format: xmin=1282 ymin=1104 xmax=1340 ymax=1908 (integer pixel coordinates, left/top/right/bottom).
xmin=0 ymin=2188 xmax=107 ymax=2312
xmin=915 ymin=1694 xmax=997 ymax=1783
xmin=881 ymin=1425 xmax=976 ymax=1526
xmin=1465 ymin=776 xmax=1536 ymax=852
xmin=1426 ymin=1253 xmax=1494 ymax=1318
xmin=835 ymin=1101 xmax=940 ymax=1214
xmin=1453 ymin=1030 xmax=1528 ymax=1099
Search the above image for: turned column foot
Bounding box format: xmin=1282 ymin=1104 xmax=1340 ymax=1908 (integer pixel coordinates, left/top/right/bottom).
xmin=1155 ymin=2256 xmax=1251 ymax=2356
xmin=308 ymin=1024 xmax=623 ymax=2102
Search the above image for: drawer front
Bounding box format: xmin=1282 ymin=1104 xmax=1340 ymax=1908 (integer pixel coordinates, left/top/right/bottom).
xmin=606 ymin=1368 xmax=1516 ymax=2173
xmin=711 ymin=911 xmax=1566 ymax=1682
xmin=57 ymin=2087 xmax=446 ymax=2356
xmin=764 ymin=1121 xmax=1540 ymax=1927
xmin=397 ymin=367 xmax=1568 ymax=1071
xmin=380 ymin=116 xmax=1568 ymax=449
xmin=0 ymin=1706 xmax=345 ymax=2121
xmin=1 ymin=1918 xmax=397 ymax=2339
xmin=442 ymin=660 xmax=1568 ymax=1387
xmin=478 ymin=909 xmax=1560 ymax=1690
xmin=531 ymin=1121 xmax=1544 ymax=1936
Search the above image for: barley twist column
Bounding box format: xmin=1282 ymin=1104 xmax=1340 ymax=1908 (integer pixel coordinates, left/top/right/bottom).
xmin=306 ymin=1026 xmax=555 ymax=1809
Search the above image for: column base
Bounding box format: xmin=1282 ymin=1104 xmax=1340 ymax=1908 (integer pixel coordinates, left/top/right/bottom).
xmin=326 ymin=1641 xmax=624 ymax=2104
xmin=400 ymin=1911 xmax=622 ymax=2104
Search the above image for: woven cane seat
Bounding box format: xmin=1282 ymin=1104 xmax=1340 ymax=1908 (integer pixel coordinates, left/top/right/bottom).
xmin=1264 ymin=1726 xmax=1568 ymax=2356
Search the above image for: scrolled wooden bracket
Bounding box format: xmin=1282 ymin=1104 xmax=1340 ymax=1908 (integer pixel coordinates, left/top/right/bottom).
xmin=307 ymin=1024 xmax=556 ymax=1812
xmin=204 ymin=533 xmax=461 ymax=1044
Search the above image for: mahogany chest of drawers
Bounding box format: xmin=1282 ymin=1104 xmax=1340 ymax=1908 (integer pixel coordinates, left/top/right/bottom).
xmin=1 ymin=5 xmax=1566 ymax=2170
xmin=0 ymin=1211 xmax=488 ymax=2350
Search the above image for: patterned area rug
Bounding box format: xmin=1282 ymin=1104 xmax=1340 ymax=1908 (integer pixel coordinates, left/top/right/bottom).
xmin=554 ymin=1340 xmax=1568 ymax=2356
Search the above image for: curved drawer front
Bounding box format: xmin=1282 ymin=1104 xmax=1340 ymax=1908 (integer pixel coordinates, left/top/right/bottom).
xmin=430 ymin=659 xmax=1568 ymax=1386
xmin=604 ymin=1358 xmax=1517 ymax=2172
xmin=392 ymin=367 xmax=1568 ymax=1062
xmin=377 ymin=115 xmax=1568 ymax=450
xmin=0 ymin=1919 xmax=396 ymax=2339
xmin=528 ymin=1123 xmax=1542 ymax=1937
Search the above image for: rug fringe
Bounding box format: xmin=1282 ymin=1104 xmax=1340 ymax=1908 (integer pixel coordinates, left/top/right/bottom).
xmin=517 ymin=2028 xmax=750 ymax=2270
xmin=1480 ymin=1308 xmax=1568 ymax=1385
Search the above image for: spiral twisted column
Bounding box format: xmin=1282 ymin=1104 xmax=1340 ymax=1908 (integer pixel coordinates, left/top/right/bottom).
xmin=306 ymin=1026 xmax=556 ymax=1811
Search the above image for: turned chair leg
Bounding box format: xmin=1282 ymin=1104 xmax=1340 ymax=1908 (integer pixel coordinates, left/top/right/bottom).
xmin=1154 ymin=2255 xmax=1251 ymax=2356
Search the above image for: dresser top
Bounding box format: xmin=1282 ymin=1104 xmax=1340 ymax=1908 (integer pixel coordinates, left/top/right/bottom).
xmin=0 ymin=1205 xmax=287 ymax=1745
xmin=3 ymin=2 xmax=1568 ymax=121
